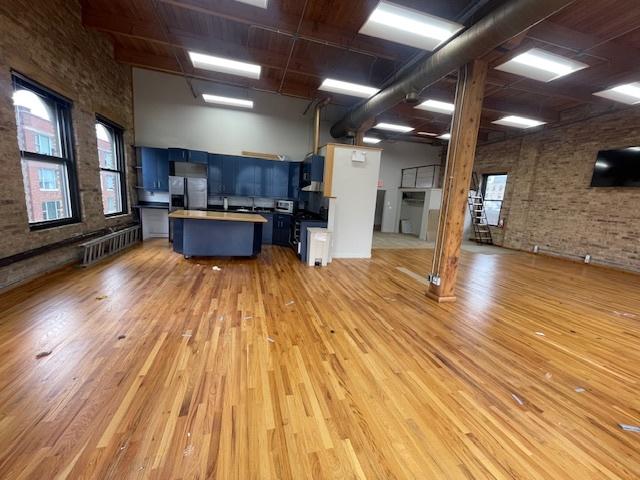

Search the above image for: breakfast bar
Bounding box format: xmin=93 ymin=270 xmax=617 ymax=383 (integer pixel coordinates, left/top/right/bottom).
xmin=169 ymin=210 xmax=268 ymax=258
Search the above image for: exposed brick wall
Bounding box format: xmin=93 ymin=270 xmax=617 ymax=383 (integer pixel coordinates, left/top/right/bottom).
xmin=0 ymin=0 xmax=136 ymax=289
xmin=474 ymin=108 xmax=640 ymax=272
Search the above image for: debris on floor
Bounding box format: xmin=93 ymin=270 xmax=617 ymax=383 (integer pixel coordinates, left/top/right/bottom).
xmin=219 ymin=315 xmax=224 ymax=322
xmin=285 ymin=300 xmax=294 ymax=306
xmin=511 ymin=393 xmax=525 ymax=406
xmin=35 ymin=350 xmax=52 ymax=359
xmin=613 ymin=310 xmax=637 ymax=318
xmin=544 ymin=372 xmax=553 ymax=380
xmin=535 ymin=331 xmax=545 ymax=336
xmin=182 ymin=330 xmax=193 ymax=338
xmin=330 ymin=329 xmax=335 ymax=334
xmin=619 ymin=423 xmax=640 ymax=433
xmin=96 ymin=295 xmax=108 ymax=301
xmin=244 ymin=316 xmax=253 ymax=320
xmin=117 ymin=335 xmax=126 ymax=340
xmin=267 ymin=336 xmax=275 ymax=343
xmin=383 ymin=297 xmax=397 ymax=302
xmin=212 ymin=266 xmax=222 ymax=271
xmin=575 ymin=387 xmax=586 ymax=393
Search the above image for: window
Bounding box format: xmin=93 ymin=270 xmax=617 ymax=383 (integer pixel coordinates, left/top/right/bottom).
xmin=42 ymin=201 xmax=63 ymax=220
xmin=13 ymin=73 xmax=79 ymax=229
xmin=38 ymin=168 xmax=59 ymax=190
xmin=95 ymin=117 xmax=127 ymax=215
xmin=482 ymin=174 xmax=508 ymax=226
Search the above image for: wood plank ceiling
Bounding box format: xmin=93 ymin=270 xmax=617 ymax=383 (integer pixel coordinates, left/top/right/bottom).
xmin=81 ymin=0 xmax=640 ymax=144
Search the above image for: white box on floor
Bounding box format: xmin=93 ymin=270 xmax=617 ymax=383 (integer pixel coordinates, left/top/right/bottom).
xmin=307 ymin=228 xmax=332 ymax=266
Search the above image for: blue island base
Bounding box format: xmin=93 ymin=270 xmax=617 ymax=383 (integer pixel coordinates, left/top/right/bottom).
xmin=172 ymin=218 xmax=263 ymax=257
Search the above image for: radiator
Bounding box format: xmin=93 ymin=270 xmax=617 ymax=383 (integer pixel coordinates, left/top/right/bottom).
xmin=80 ymin=225 xmax=141 ymax=266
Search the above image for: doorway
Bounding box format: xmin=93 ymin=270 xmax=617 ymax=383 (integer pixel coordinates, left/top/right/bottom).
xmin=373 ymin=190 xmax=385 ymax=231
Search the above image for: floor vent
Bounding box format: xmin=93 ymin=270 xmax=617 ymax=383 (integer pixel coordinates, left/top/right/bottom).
xmin=80 ymin=225 xmax=141 ymax=266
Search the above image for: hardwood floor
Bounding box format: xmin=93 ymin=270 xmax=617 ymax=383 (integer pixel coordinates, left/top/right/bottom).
xmin=0 ymin=240 xmax=639 ymax=479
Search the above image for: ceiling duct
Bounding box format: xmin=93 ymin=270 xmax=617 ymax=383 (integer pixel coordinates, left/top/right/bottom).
xmin=330 ymin=0 xmax=575 ymax=139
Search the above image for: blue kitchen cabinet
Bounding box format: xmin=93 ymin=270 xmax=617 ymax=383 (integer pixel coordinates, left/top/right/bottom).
xmin=235 ymin=158 xmax=256 ymax=196
xmin=261 ymin=213 xmax=274 ymax=244
xmin=311 ymin=155 xmax=324 ymax=181
xmin=270 ymin=162 xmax=289 ymax=198
xmin=273 ymin=214 xmax=292 ymax=246
xmin=139 ymin=147 xmax=169 ymax=192
xmin=221 ymin=156 xmax=238 ymax=195
xmin=208 ymin=154 xmax=223 ymax=195
xmin=254 ymin=159 xmax=271 ymax=197
xmin=288 ymin=162 xmax=301 ymax=199
xmin=168 ymin=148 xmax=208 ymax=164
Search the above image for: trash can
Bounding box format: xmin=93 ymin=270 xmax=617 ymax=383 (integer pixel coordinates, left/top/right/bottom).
xmin=400 ymin=220 xmax=413 ymax=234
xmin=307 ymin=228 xmax=332 ymax=266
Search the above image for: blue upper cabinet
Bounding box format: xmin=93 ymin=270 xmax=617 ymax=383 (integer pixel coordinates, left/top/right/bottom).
xmin=169 ymin=148 xmax=208 ymax=164
xmin=221 ymin=156 xmax=238 ymax=195
xmin=235 ymin=158 xmax=256 ymax=196
xmin=311 ymin=155 xmax=324 ymax=182
xmin=139 ymin=147 xmax=169 ymax=192
xmin=270 ymin=162 xmax=289 ymax=198
xmin=288 ymin=162 xmax=301 ymax=199
xmin=208 ymin=154 xmax=223 ymax=195
xmin=254 ymin=159 xmax=271 ymax=197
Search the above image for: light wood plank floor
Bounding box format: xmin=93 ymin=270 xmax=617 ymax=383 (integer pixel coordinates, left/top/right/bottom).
xmin=0 ymin=240 xmax=639 ymax=479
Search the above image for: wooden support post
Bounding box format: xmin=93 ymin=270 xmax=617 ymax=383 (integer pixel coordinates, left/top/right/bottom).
xmin=427 ymin=59 xmax=487 ymax=303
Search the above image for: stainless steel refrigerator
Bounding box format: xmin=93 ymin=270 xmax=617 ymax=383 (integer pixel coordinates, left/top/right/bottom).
xmin=169 ymin=165 xmax=208 ymax=241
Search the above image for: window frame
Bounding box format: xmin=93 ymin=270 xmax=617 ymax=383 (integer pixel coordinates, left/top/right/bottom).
xmin=481 ymin=173 xmax=508 ymax=227
xmin=95 ymin=115 xmax=127 ymax=217
xmin=13 ymin=72 xmax=81 ymax=230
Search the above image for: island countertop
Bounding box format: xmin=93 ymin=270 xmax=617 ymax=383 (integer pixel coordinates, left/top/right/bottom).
xmin=168 ymin=209 xmax=268 ymax=223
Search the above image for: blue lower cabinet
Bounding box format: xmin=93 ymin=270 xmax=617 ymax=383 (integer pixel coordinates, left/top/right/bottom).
xmin=261 ymin=213 xmax=274 ymax=244
xmin=273 ymin=214 xmax=292 ymax=246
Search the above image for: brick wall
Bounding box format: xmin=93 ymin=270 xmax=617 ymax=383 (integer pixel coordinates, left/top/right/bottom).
xmin=474 ymin=107 xmax=640 ymax=272
xmin=0 ymin=0 xmax=136 ymax=289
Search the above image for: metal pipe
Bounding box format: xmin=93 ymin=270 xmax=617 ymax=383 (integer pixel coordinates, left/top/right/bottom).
xmin=313 ymin=98 xmax=330 ymax=154
xmin=330 ymin=0 xmax=576 ymax=138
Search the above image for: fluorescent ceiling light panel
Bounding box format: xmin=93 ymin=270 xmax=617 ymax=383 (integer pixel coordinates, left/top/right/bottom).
xmin=594 ymin=82 xmax=640 ymax=104
xmin=234 ymin=0 xmax=268 ymax=8
xmin=202 ymin=94 xmax=254 ymax=109
xmin=363 ymin=137 xmax=382 ymax=144
xmin=492 ymin=115 xmax=546 ymax=129
xmin=189 ymin=51 xmax=261 ymax=79
xmin=319 ymin=78 xmax=379 ymax=98
xmin=417 ymin=131 xmax=438 ymax=136
xmin=359 ymin=1 xmax=463 ymax=51
xmin=437 ymin=133 xmax=451 ymax=140
xmin=416 ymin=99 xmax=455 ymax=114
xmin=374 ymin=122 xmax=414 ymax=133
xmin=495 ymin=48 xmax=588 ymax=82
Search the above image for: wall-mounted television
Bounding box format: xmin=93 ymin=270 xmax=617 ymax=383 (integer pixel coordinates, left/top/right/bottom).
xmin=590 ymin=147 xmax=640 ymax=187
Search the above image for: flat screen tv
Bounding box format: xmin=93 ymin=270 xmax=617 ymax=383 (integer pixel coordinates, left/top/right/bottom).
xmin=590 ymin=147 xmax=640 ymax=187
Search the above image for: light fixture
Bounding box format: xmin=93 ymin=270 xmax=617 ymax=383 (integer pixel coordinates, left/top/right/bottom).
xmin=234 ymin=0 xmax=268 ymax=8
xmin=202 ymin=94 xmax=254 ymax=109
xmin=373 ymin=122 xmax=414 ymax=133
xmin=363 ymin=137 xmax=382 ymax=144
xmin=359 ymin=1 xmax=463 ymax=51
xmin=594 ymin=82 xmax=640 ymax=104
xmin=495 ymin=48 xmax=588 ymax=82
xmin=415 ymin=99 xmax=455 ymax=114
xmin=492 ymin=115 xmax=546 ymax=129
xmin=189 ymin=52 xmax=261 ymax=79
xmin=438 ymin=133 xmax=451 ymax=140
xmin=319 ymin=78 xmax=379 ymax=98
xmin=626 ymin=147 xmax=640 ymax=151
xmin=417 ymin=131 xmax=438 ymax=136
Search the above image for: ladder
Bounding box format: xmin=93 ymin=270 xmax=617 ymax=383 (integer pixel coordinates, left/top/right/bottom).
xmin=467 ymin=172 xmax=493 ymax=245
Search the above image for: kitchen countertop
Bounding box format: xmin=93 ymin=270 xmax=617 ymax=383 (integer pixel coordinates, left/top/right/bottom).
xmin=169 ymin=209 xmax=268 ymax=223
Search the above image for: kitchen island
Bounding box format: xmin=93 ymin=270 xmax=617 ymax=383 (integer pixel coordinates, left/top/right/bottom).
xmin=169 ymin=210 xmax=267 ymax=258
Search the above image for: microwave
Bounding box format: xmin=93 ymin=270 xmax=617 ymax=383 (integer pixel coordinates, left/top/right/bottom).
xmin=275 ymin=200 xmax=294 ymax=213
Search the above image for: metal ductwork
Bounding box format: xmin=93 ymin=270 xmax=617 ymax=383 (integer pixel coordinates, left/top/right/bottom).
xmin=330 ymin=0 xmax=575 ymax=138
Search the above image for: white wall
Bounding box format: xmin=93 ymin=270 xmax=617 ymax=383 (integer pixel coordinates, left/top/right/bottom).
xmin=377 ymin=141 xmax=443 ymax=232
xmin=133 ymin=68 xmax=340 ymax=160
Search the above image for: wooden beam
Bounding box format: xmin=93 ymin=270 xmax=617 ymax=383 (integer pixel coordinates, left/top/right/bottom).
xmin=427 ymin=59 xmax=488 ymax=303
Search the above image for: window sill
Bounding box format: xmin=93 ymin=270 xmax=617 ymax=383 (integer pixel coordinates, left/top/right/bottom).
xmin=29 ymin=218 xmax=82 ymax=231
xmin=104 ymin=212 xmax=132 ymax=219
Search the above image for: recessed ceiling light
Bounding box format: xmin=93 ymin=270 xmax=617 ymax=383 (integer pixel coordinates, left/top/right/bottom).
xmin=438 ymin=133 xmax=451 ymax=140
xmin=319 ymin=78 xmax=379 ymax=98
xmin=415 ymin=99 xmax=455 ymax=114
xmin=359 ymin=1 xmax=463 ymax=51
xmin=363 ymin=137 xmax=382 ymax=144
xmin=594 ymin=82 xmax=640 ymax=104
xmin=234 ymin=0 xmax=268 ymax=7
xmin=374 ymin=122 xmax=414 ymax=133
xmin=417 ymin=131 xmax=438 ymax=136
xmin=626 ymin=147 xmax=640 ymax=151
xmin=202 ymin=94 xmax=254 ymax=109
xmin=189 ymin=51 xmax=261 ymax=79
xmin=492 ymin=115 xmax=546 ymax=129
xmin=495 ymin=48 xmax=588 ymax=82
